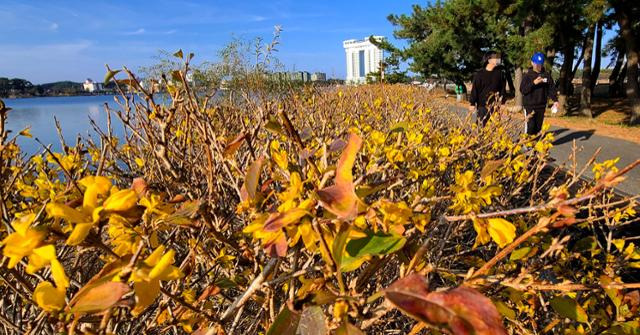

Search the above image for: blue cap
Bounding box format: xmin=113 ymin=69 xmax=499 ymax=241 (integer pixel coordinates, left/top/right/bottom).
xmin=531 ymin=52 xmax=545 ymax=65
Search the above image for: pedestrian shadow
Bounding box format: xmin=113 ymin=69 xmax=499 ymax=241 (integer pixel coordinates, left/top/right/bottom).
xmin=552 ymin=129 xmax=596 ymax=145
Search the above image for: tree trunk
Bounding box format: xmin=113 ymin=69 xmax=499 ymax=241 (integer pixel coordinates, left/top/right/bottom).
xmin=619 ymin=61 xmax=628 ymax=97
xmin=558 ymin=42 xmax=576 ymax=115
xmin=514 ymin=15 xmax=533 ymax=111
xmin=580 ymin=25 xmax=595 ymax=118
xmin=590 ymin=21 xmax=603 ymax=94
xmin=613 ymin=0 xmax=640 ymax=124
xmin=514 ymin=67 xmax=523 ymax=109
xmin=609 ymin=52 xmax=625 ymax=97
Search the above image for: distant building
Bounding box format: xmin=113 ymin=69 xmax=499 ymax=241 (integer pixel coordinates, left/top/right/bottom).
xmin=83 ymin=79 xmax=102 ymax=92
xmin=288 ymin=71 xmax=311 ymax=82
xmin=343 ymin=36 xmax=384 ymax=84
xmin=311 ymin=72 xmax=327 ymax=82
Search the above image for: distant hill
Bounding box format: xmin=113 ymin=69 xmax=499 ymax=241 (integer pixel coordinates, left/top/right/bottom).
xmin=0 ymin=77 xmax=90 ymax=98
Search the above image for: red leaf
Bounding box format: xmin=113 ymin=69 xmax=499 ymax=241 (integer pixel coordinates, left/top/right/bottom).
xmin=317 ymin=134 xmax=363 ymax=220
xmin=223 ymin=133 xmax=247 ymax=158
xmin=263 ymin=208 xmax=309 ymax=232
xmin=240 ymin=156 xmax=264 ymax=202
xmin=385 ymin=274 xmax=507 ymax=335
xmin=69 ymin=282 xmax=130 ymax=314
xmin=131 ymin=177 xmax=148 ymax=197
xmin=265 ymin=232 xmax=288 ymax=257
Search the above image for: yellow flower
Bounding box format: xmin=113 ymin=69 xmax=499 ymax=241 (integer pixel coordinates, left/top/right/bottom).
xmin=438 ymin=147 xmax=451 ymax=157
xmin=333 ymin=300 xmax=349 ymax=320
xmin=47 ymin=175 xmax=113 ymax=246
xmin=130 ymin=246 xmax=183 ymax=316
xmin=371 ymin=130 xmax=386 ymax=145
xmin=26 ymin=245 xmax=69 ymax=289
xmin=33 ymin=281 xmax=66 ymax=312
xmin=103 ymin=189 xmax=139 ymax=212
xmin=378 ymin=200 xmax=412 ymax=234
xmin=473 ymin=218 xmax=516 ymax=248
xmin=487 ymin=218 xmax=516 ymax=248
xmin=270 ymin=140 xmax=289 ymax=170
xmin=385 ymin=148 xmax=405 ymax=164
xmin=2 ymin=214 xmax=45 ymax=268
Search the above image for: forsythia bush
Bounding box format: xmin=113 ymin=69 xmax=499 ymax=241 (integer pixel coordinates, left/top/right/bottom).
xmin=0 ymin=59 xmax=638 ymax=335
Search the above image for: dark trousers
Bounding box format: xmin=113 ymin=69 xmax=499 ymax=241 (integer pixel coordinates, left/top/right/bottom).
xmin=476 ymin=106 xmax=492 ymax=126
xmin=524 ymin=107 xmax=545 ymax=135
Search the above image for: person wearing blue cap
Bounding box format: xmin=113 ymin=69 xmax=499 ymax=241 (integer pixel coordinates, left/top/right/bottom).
xmin=520 ymin=52 xmax=559 ymax=136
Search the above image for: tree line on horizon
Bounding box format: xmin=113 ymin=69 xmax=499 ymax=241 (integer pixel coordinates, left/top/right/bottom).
xmin=376 ymin=0 xmax=640 ymax=124
xmin=0 ymin=77 xmax=119 ymax=98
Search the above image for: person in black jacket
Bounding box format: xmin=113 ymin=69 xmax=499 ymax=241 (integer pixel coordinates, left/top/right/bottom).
xmin=469 ymin=50 xmax=507 ymax=125
xmin=520 ymin=52 xmax=559 ymax=135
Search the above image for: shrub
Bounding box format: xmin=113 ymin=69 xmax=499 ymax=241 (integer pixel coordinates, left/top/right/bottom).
xmin=0 ymin=58 xmax=638 ymax=334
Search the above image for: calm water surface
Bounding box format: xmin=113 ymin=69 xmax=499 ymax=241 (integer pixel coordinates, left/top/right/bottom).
xmin=4 ymin=95 xmax=127 ymax=154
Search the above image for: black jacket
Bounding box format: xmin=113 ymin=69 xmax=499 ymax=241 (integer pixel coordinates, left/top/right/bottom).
xmin=469 ymin=66 xmax=507 ymax=107
xmin=520 ymin=67 xmax=558 ymax=109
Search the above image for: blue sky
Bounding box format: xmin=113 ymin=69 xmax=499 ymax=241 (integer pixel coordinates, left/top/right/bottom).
xmin=0 ymin=0 xmax=415 ymax=84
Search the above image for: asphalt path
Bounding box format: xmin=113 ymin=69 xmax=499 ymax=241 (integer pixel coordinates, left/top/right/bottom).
xmin=447 ymin=105 xmax=639 ymax=195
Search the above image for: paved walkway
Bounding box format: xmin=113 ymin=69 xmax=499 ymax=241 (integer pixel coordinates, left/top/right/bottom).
xmin=447 ymin=106 xmax=639 ymax=195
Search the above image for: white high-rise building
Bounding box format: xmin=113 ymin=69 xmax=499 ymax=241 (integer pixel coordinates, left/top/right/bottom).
xmin=343 ymin=36 xmax=384 ymax=84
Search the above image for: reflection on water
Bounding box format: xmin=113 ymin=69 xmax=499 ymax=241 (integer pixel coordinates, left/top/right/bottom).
xmin=3 ymin=95 xmax=126 ymax=154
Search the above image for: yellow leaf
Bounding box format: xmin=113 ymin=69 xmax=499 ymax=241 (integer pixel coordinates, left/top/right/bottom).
xmin=33 ymin=281 xmax=65 ymax=312
xmin=50 ymin=259 xmax=70 ymax=289
xmin=46 ymin=203 xmax=90 ymax=223
xmin=148 ymin=249 xmax=175 ymax=280
xmin=66 ymin=222 xmax=94 ymax=246
xmin=19 ymin=127 xmax=32 ymax=138
xmin=2 ymin=222 xmax=45 ymax=269
xmin=487 ymin=218 xmax=516 ymax=248
xmin=472 ymin=218 xmax=490 ymax=248
xmin=135 ymin=157 xmax=145 ymax=168
xmin=144 ymin=246 xmax=166 ymax=267
xmin=132 ymin=279 xmax=160 ymax=316
xmin=79 ymin=176 xmax=112 ymax=210
xmin=103 ymin=189 xmax=138 ymax=212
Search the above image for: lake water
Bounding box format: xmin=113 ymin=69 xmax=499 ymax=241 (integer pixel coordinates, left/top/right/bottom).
xmin=3 ymin=95 xmax=126 ymax=154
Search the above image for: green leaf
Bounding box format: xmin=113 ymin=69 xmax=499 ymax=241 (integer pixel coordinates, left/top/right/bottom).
xmin=171 ymin=70 xmax=182 ymax=82
xmin=104 ymin=69 xmax=121 ymax=84
xmin=267 ymin=305 xmax=300 ymax=335
xmin=265 ymin=118 xmax=284 ymax=135
xmin=573 ymin=237 xmax=597 ymax=253
xmin=162 ymin=200 xmax=201 ymax=225
xmin=550 ymin=296 xmax=588 ymax=323
xmin=214 ymin=277 xmax=237 ymax=289
xmin=389 ymin=121 xmax=409 ymax=133
xmin=509 ymin=247 xmax=532 ymax=261
xmin=173 ymin=49 xmax=184 ymax=59
xmin=331 ymin=225 xmax=351 ymax=270
xmin=493 ymin=300 xmax=516 ymax=319
xmin=342 ymin=231 xmax=406 ymax=272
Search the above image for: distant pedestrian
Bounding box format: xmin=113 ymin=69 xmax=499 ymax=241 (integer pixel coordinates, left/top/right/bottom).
xmin=469 ymin=50 xmax=507 ymax=125
xmin=520 ymin=52 xmax=559 ymax=136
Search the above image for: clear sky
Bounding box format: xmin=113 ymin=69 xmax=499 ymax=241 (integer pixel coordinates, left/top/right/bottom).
xmin=0 ymin=0 xmax=415 ymax=84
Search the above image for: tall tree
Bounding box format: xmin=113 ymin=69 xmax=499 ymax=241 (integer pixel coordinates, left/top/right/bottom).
xmin=590 ymin=20 xmax=604 ymax=93
xmin=610 ymin=0 xmax=640 ymax=124
xmin=580 ymin=0 xmax=609 ymax=116
xmin=606 ymin=35 xmax=626 ymax=97
xmin=580 ymin=24 xmax=596 ymax=117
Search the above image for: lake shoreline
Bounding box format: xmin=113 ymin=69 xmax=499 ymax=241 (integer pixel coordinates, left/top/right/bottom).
xmin=1 ymin=92 xmax=118 ymax=100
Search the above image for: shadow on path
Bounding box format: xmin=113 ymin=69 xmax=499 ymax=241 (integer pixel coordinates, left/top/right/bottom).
xmin=552 ymin=129 xmax=596 ymax=145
